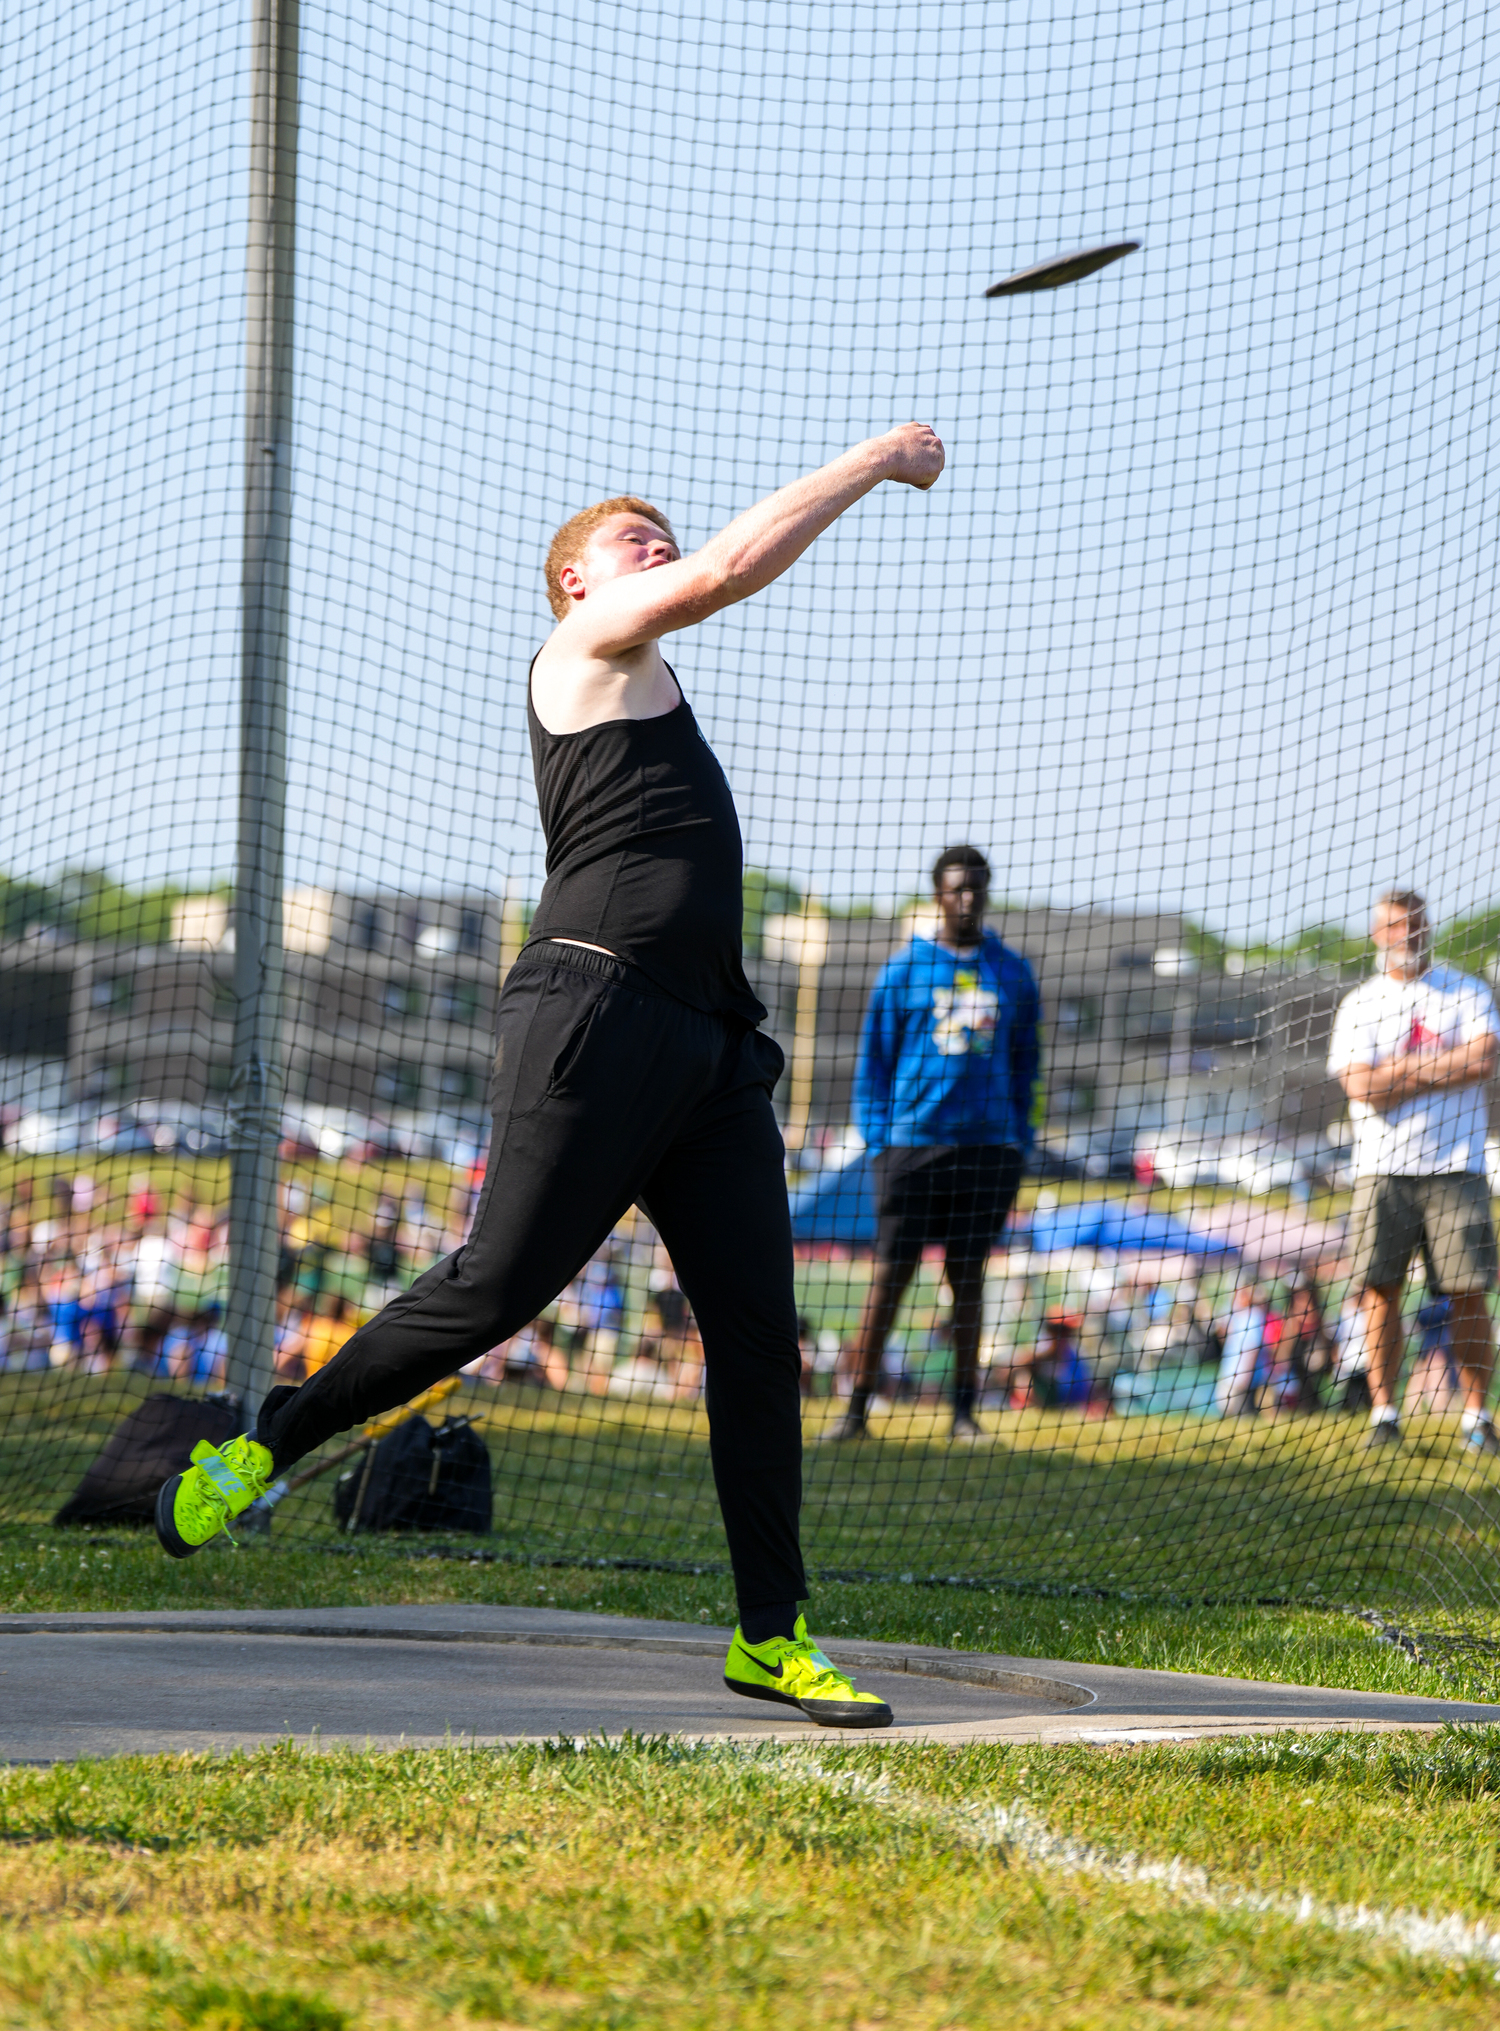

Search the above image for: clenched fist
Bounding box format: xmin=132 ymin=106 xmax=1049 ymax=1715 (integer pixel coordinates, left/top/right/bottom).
xmin=879 ymin=422 xmax=945 ymax=491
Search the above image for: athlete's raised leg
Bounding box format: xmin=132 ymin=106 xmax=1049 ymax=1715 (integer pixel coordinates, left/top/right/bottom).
xmin=156 ymin=956 xmax=719 ymax=1553
xmin=255 ymin=959 xmax=721 ymax=1472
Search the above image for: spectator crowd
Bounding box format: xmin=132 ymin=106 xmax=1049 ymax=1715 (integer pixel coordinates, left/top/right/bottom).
xmin=0 ymin=1168 xmax=709 ymax=1402
xmin=0 ymin=1163 xmax=1480 ymax=1426
xmin=821 ymin=1260 xmax=1389 ymax=1420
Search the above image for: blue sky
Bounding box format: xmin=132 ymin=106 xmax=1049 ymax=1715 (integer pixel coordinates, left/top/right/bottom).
xmin=4 ymin=0 xmax=1499 ymax=943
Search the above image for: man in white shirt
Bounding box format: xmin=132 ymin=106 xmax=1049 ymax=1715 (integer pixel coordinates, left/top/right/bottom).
xmin=1327 ymin=889 xmax=1500 ymax=1451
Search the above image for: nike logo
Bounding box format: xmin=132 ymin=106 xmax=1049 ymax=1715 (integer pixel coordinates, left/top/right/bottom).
xmin=744 ymin=1648 xmax=782 ymax=1678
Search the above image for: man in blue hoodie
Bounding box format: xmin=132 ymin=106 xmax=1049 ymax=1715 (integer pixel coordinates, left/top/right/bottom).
xmin=826 ymin=845 xmax=1040 ymax=1441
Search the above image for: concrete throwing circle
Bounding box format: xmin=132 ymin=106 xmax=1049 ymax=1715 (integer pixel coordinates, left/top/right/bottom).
xmin=0 ymin=1631 xmax=1054 ymax=1760
xmin=3 ymin=1608 xmax=1496 ymax=1761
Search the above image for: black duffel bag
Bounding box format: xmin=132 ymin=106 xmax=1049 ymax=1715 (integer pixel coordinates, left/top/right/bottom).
xmin=333 ymin=1413 xmax=492 ymax=1535
xmin=53 ymin=1393 xmax=241 ymax=1526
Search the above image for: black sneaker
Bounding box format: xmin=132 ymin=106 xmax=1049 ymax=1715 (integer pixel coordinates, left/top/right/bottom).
xmin=1363 ymin=1419 xmax=1402 ymax=1450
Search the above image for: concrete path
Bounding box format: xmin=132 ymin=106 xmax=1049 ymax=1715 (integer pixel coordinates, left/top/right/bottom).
xmin=1 ymin=1604 xmax=1497 ymax=1761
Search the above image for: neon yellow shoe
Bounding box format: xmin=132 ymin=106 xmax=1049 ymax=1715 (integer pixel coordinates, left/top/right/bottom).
xmin=723 ymin=1614 xmax=893 ymax=1728
xmin=155 ymin=1435 xmax=275 ymax=1558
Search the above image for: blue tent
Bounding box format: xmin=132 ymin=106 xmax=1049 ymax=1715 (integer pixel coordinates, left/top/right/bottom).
xmin=1027 ymin=1199 xmax=1236 ymax=1258
xmin=789 ymin=1166 xmax=1237 ymax=1259
xmin=788 ymin=1153 xmax=880 ymax=1246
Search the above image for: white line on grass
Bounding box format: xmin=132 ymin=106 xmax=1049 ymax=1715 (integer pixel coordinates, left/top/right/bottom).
xmin=961 ymin=1794 xmax=1500 ymax=1975
xmin=785 ymin=1758 xmax=1500 ymax=1977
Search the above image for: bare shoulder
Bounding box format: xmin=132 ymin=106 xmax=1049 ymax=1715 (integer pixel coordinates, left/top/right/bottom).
xmin=531 ymin=625 xmax=679 ymax=736
xmin=529 ymin=625 xmax=612 ymax=737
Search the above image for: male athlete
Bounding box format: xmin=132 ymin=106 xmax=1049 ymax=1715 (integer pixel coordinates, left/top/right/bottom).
xmin=826 ymin=845 xmax=1039 ymax=1442
xmin=153 ymin=421 xmax=945 ymax=1727
xmin=1327 ymin=887 xmax=1500 ymax=1453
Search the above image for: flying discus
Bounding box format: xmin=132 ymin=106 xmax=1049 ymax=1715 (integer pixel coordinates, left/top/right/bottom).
xmin=985 ymin=239 xmax=1140 ymax=297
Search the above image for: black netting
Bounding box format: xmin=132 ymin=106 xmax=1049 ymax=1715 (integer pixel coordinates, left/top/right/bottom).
xmin=5 ymin=0 xmax=1500 ymax=1612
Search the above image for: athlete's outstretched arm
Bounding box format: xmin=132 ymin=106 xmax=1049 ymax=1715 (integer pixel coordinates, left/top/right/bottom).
xmin=564 ymin=424 xmax=943 ymax=657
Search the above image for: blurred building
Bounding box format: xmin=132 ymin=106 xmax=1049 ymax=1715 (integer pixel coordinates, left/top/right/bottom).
xmin=0 ymin=890 xmax=1465 ymax=1149
xmin=751 ymin=909 xmax=1370 ymax=1154
xmin=0 ymin=888 xmax=518 ymax=1121
xmin=757 ymin=905 xmax=1194 ymax=1138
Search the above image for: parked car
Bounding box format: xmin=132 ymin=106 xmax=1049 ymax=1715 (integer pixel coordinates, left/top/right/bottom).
xmin=1037 ymin=1126 xmax=1137 ymax=1181
xmin=1132 ymin=1136 xmax=1228 ymax=1190
xmin=1135 ymin=1129 xmax=1314 ymax=1197
xmin=122 ymin=1102 xmax=230 ymax=1156
xmin=1027 ymin=1136 xmax=1088 ymax=1181
xmin=93 ymin=1113 xmax=160 ymax=1155
xmin=1215 ymin=1140 xmax=1302 ymax=1197
xmin=11 ymin=1106 xmax=96 ymax=1154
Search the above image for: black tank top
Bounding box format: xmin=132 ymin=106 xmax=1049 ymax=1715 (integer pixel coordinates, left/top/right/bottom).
xmin=524 ymin=659 xmax=766 ymax=1024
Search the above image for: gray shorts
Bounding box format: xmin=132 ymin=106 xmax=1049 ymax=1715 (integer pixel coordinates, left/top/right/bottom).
xmin=1348 ymin=1172 xmax=1498 ymax=1295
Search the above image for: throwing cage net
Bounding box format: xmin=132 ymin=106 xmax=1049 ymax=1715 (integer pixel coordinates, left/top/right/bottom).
xmin=5 ymin=0 xmax=1500 ymax=1618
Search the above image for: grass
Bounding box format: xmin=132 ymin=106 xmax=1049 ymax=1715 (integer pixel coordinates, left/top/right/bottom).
xmin=5 ymin=1169 xmax=1485 ymax=2025
xmin=4 ymin=1525 xmax=1500 ymax=1706
xmin=0 ymin=1154 xmax=466 ymax=1231
xmin=945 ymin=1726 xmax=1500 ymax=1924
xmin=0 ymin=1149 xmax=1349 ymax=1224
xmin=9 ymin=1361 xmax=1500 ymax=1610
xmin=2 ymin=1733 xmax=1500 ymax=2028
xmin=7 ymin=1372 xmax=1499 ymax=2023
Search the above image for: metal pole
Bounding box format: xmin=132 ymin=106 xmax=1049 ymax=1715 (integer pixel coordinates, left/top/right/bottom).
xmin=782 ymin=902 xmax=828 ymax=1155
xmin=498 ymin=880 xmax=526 ymax=988
xmin=225 ymin=0 xmax=297 ymax=1418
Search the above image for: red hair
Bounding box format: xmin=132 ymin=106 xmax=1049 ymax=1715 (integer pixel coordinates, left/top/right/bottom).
xmin=544 ymin=496 xmax=676 ymax=618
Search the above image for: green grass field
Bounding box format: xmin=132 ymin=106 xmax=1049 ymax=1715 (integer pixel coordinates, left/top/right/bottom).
xmin=0 ymin=1153 xmax=468 ymax=1231
xmin=8 ymin=1360 xmax=1500 ymax=1621
xmin=0 ymin=1149 xmax=1353 ymax=1227
xmin=8 ymin=1351 xmax=1500 ymax=2025
xmin=4 ymin=1731 xmax=1500 ymax=2029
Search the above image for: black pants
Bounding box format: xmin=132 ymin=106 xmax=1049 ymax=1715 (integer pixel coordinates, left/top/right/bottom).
xmin=256 ymin=945 xmax=806 ymax=1608
xmin=874 ymin=1144 xmax=1025 ymax=1262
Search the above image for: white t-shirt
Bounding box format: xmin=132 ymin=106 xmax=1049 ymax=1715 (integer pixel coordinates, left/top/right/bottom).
xmin=129 ymin=1232 xmax=181 ymax=1304
xmin=1327 ymin=964 xmax=1500 ymax=1176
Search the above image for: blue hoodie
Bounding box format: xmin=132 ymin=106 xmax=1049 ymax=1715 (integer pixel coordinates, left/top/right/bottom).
xmin=854 ymin=932 xmax=1041 ymax=1152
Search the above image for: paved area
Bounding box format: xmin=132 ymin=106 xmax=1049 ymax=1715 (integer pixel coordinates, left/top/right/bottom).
xmin=1 ymin=1604 xmax=1497 ymax=1759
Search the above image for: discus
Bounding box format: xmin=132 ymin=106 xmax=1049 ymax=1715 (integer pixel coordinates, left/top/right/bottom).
xmin=985 ymin=240 xmax=1140 ymax=297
